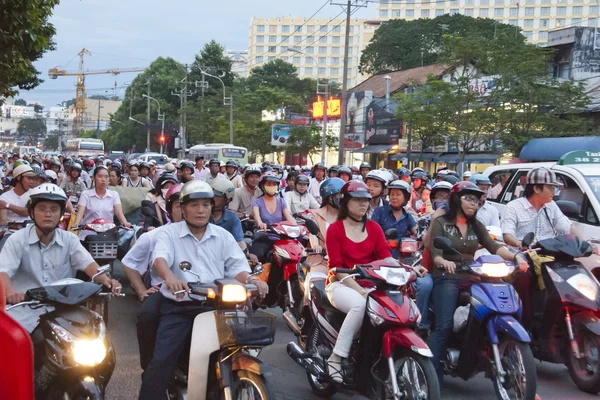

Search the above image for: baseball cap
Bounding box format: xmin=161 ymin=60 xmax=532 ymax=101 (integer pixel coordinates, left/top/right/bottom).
xmin=527 ymin=167 xmax=562 ymax=186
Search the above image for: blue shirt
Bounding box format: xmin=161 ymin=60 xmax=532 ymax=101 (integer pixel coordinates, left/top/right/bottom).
xmin=371 ymin=205 xmax=417 ymax=258
xmin=210 ymin=209 xmax=244 ymax=242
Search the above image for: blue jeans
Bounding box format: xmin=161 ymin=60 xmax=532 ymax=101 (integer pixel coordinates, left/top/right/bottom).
xmin=428 ymin=278 xmax=473 ymax=388
xmin=413 ymin=274 xmax=434 ymax=329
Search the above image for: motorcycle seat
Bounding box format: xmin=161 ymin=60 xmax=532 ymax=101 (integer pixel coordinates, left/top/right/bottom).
xmin=311 ymin=280 xmax=340 ymax=314
xmin=458 ymin=290 xmax=471 ymax=306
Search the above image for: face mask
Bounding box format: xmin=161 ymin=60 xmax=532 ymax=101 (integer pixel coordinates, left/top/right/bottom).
xmin=433 ymin=201 xmax=449 ymax=212
xmin=264 ymin=186 xmax=278 ymax=196
xmin=162 ymin=188 xmax=169 ymax=198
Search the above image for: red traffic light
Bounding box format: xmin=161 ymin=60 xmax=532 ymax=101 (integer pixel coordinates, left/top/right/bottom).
xmin=159 ymin=135 xmax=165 ymax=143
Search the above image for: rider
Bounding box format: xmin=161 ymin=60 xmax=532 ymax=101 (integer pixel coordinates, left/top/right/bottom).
xmin=0 ymin=165 xmax=36 ymax=224
xmin=201 ymin=158 xmax=225 ymax=184
xmin=363 ymin=169 xmax=393 ymax=218
xmin=462 ymin=171 xmax=472 ymax=181
xmin=396 ymin=167 xmax=411 ymax=184
xmin=145 ymin=174 xmax=179 ymax=226
xmin=179 ymin=161 xmax=195 ymax=184
xmin=139 ymin=180 xmax=268 ymax=399
xmin=0 ymin=184 xmax=121 ymax=332
xmin=328 ymin=165 xmax=340 ymax=178
xmin=358 ymin=161 xmax=371 ymax=180
xmin=139 ymin=162 xmax=154 ymax=187
xmin=468 ymin=173 xmax=500 ymax=227
xmin=428 ymin=181 xmax=529 ymax=386
xmin=209 ymin=178 xmax=250 ymax=255
xmin=252 ymin=172 xmax=296 ymax=230
xmin=224 ymin=160 xmax=243 ymax=189
xmin=229 ymin=165 xmax=262 ymax=219
xmin=60 ymin=162 xmax=86 ymax=213
xmin=309 ymin=163 xmax=327 ymax=201
xmin=284 ymin=174 xmax=320 ymax=215
xmin=108 ymin=168 xmax=123 ymax=187
xmin=337 ymin=166 xmax=352 ymax=183
xmin=325 ymin=181 xmax=393 ymax=382
xmin=122 ymin=163 xmax=151 ymax=188
xmin=410 ymin=171 xmax=428 ymax=211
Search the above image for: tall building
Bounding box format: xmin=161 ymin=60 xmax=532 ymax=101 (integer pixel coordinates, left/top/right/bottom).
xmin=377 ymin=0 xmax=599 ymax=44
xmin=247 ymin=16 xmax=382 ymax=87
xmin=226 ymin=50 xmax=250 ymax=78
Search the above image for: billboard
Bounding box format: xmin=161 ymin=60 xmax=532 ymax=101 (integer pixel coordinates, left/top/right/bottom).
xmin=364 ymin=98 xmax=401 ymax=145
xmin=344 ymin=91 xmax=373 ymax=148
xmin=271 ymin=124 xmax=294 ymax=146
xmin=312 ymin=98 xmax=341 ymax=119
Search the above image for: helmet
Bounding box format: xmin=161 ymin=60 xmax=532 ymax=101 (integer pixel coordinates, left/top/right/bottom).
xmin=396 ymin=167 xmax=411 ymax=178
xmin=340 ymin=181 xmax=371 ymax=200
xmin=294 ymin=165 xmax=300 ymax=171
xmin=449 ymin=181 xmax=484 ymax=204
xmin=312 ymin=163 xmax=327 ymax=173
xmin=157 ymin=173 xmax=178 ymax=190
xmin=411 ymin=167 xmax=424 ymax=176
xmin=350 ymin=166 xmax=359 ymax=175
xmin=179 ymin=161 xmax=195 ymax=172
xmin=139 ymin=162 xmax=150 ymax=170
xmin=179 ymin=180 xmax=214 ymax=204
xmin=210 ymin=178 xmax=235 ymax=200
xmin=226 ymin=160 xmax=238 ymax=168
xmin=71 ymin=162 xmax=82 ymax=171
xmin=164 ymin=163 xmax=176 ymax=172
xmin=272 ymin=164 xmax=283 ymax=172
xmin=437 ymin=169 xmax=449 ymax=177
xmin=338 ymin=166 xmax=352 ymax=178
xmin=259 ymin=171 xmax=280 ymax=188
xmin=84 ymin=159 xmax=95 ymax=169
xmin=443 ymin=175 xmax=460 ymax=185
xmin=220 ymin=160 xmax=226 ymax=167
xmin=388 ymin=180 xmax=412 ymax=197
xmin=329 ymin=165 xmax=340 ymax=173
xmin=364 ymin=170 xmax=394 ymax=188
xmin=112 ymin=160 xmax=122 ymax=170
xmin=359 ymin=162 xmax=371 ymax=171
xmin=208 ymin=158 xmax=220 ymax=166
xmin=412 ymin=171 xmax=428 ymax=181
xmin=28 ymin=183 xmax=67 ymax=210
xmin=50 ymin=159 xmax=61 ymax=168
xmin=166 ymin=183 xmax=183 ymax=216
xmin=244 ymin=165 xmax=262 ymax=178
xmin=463 ymin=171 xmax=472 ymax=179
xmin=261 ymin=160 xmax=271 ymax=167
xmin=13 ymin=164 xmax=34 ymax=179
xmin=468 ymin=173 xmax=492 ymax=186
xmin=295 ymin=174 xmax=310 ymax=185
xmin=44 ymin=169 xmax=58 ymax=181
xmin=320 ymin=178 xmax=345 ymax=205
xmin=430 ymin=181 xmax=453 ymax=200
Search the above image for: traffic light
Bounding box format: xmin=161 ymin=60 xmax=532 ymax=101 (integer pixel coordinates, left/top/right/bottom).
xmin=159 ymin=135 xmax=165 ymax=144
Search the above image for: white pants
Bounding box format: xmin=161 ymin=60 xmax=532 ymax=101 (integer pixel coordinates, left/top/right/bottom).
xmin=326 ymin=281 xmax=366 ymax=358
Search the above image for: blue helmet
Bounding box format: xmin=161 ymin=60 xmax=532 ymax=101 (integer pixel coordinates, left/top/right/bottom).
xmin=468 ymin=173 xmax=492 ymax=186
xmin=319 ymin=177 xmax=345 ymax=206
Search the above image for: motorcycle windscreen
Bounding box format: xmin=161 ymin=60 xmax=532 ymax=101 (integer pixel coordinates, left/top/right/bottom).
xmin=26 ymin=282 xmax=102 ymax=306
xmin=538 ymin=234 xmax=593 ymax=258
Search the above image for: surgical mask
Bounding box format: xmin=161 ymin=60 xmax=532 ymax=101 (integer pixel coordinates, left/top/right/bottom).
xmin=433 ymin=201 xmax=449 ymax=212
xmin=162 ymin=188 xmax=169 ymax=198
xmin=263 ymin=186 xmax=278 ymax=196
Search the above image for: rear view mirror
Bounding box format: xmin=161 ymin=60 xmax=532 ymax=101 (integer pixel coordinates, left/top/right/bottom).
xmin=556 ymin=200 xmax=580 ymax=220
xmin=385 ymin=228 xmax=399 ymax=240
xmin=179 ymin=261 xmax=192 ymax=271
xmin=251 ymin=264 xmax=264 ymax=276
xmin=92 ymin=265 xmax=111 ymax=281
xmin=304 ymin=219 xmax=320 ymax=236
xmin=433 ymin=237 xmax=452 ymax=250
xmin=522 ymin=232 xmax=535 ymax=248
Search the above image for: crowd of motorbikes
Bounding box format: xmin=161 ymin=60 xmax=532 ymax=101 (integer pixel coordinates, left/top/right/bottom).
xmin=3 ymin=160 xmax=600 ymax=400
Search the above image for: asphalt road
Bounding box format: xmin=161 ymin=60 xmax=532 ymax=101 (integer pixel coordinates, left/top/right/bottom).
xmin=106 ymin=263 xmax=599 ymax=400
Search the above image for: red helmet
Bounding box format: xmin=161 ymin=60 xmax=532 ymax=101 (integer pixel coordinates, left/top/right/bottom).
xmin=340 ymin=181 xmax=372 ymax=200
xmin=84 ymin=159 xmax=95 ymax=168
xmin=449 ymin=181 xmax=484 ymax=203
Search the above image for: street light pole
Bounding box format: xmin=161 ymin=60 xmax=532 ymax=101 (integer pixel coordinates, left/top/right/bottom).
xmin=143 ymin=93 xmax=163 ymax=152
xmin=201 ymin=71 xmax=234 ymax=144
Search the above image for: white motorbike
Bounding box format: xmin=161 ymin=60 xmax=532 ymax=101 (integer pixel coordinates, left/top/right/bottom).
xmin=168 ymin=262 xmax=276 ymax=400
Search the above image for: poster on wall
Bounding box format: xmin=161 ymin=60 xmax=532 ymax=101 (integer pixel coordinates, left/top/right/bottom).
xmin=364 ymin=98 xmax=402 ymax=145
xmin=271 ymin=124 xmax=294 ymax=146
xmin=344 ymin=91 xmax=373 ymax=148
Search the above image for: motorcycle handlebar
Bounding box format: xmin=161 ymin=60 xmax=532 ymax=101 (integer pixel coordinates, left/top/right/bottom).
xmin=332 ymin=268 xmax=355 ymax=274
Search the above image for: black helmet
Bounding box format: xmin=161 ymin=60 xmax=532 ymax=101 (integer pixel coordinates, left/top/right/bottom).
xmin=208 ymin=158 xmax=220 ymax=166
xmin=157 ymin=173 xmax=179 ymax=190
xmin=295 ymin=175 xmax=310 ymax=185
xmin=180 ymin=161 xmax=195 ymax=172
xmin=329 ymin=165 xmax=340 ymax=173
xmin=359 ymin=162 xmax=371 ymax=171
xmin=225 ymin=160 xmax=238 ymax=168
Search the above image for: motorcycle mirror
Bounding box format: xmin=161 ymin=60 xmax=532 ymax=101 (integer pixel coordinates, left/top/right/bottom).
xmin=522 ymin=232 xmax=535 ymax=248
xmin=141 ymin=206 xmax=155 ymax=217
xmin=556 ymin=200 xmax=579 ymax=220
xmin=253 ymin=231 xmax=269 ymax=241
xmin=179 ymin=261 xmax=192 ymax=271
xmin=433 ymin=237 xmax=452 ymax=250
xmin=251 ymin=264 xmax=264 ymax=276
xmin=91 ymin=265 xmax=111 ymax=281
xmin=385 ymin=228 xmax=399 ymax=240
xmin=303 ymin=219 xmax=320 ymax=236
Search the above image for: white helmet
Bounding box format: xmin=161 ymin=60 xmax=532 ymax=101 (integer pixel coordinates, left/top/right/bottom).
xmin=388 ymin=180 xmax=412 ymax=195
xmin=180 ymin=180 xmax=214 ymax=204
xmin=13 ymin=164 xmax=35 ymax=179
xmin=364 ymin=169 xmax=394 ymax=187
xmin=44 ymin=169 xmax=58 ymax=180
xmin=210 ymin=178 xmax=235 ymax=200
xmin=28 ymin=183 xmax=68 ymax=208
xmin=244 ymin=165 xmax=262 ymax=178
xmin=431 ymin=181 xmax=453 ymax=199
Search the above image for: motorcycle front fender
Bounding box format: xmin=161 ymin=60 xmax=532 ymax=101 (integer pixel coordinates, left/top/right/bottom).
xmin=188 ymin=310 xmax=220 ymax=400
xmin=490 ymin=315 xmax=531 ymax=343
xmin=382 ymin=327 xmax=433 ymax=358
xmin=65 ymin=377 xmax=103 ymax=400
xmin=232 ymin=352 xmax=271 ymax=377
xmin=571 ymin=310 xmax=600 ymax=336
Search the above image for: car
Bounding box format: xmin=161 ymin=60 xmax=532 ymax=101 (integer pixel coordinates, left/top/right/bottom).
xmin=136 ymin=152 xmax=168 ymax=166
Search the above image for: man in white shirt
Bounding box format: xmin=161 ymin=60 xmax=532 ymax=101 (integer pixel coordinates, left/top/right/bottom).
xmin=284 ymin=174 xmax=320 ymax=214
xmin=139 ymin=180 xmax=268 ymax=398
xmin=309 ymin=164 xmax=327 ymax=202
xmin=224 ymin=160 xmax=243 ymax=189
xmin=468 ymin=173 xmax=500 ymax=227
xmin=200 ymin=158 xmax=225 ymax=184
xmin=0 ymin=164 xmax=36 ymax=224
xmin=193 ymin=156 xmax=206 ymax=181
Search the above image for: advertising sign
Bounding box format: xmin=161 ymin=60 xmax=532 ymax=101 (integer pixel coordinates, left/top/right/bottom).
xmin=271 ymin=124 xmax=294 ymax=146
xmin=312 ymin=98 xmax=341 ymax=119
xmin=344 ymin=91 xmax=373 ymax=148
xmin=364 ymin=98 xmax=401 ymax=145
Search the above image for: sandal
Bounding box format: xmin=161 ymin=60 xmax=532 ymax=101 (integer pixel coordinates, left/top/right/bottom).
xmin=327 ymin=359 xmax=343 ymax=383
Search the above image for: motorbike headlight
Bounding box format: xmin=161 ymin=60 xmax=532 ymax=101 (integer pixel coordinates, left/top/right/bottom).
xmin=221 ymin=284 xmax=248 ymax=303
xmin=72 ymin=339 xmax=107 ymax=366
xmin=49 ymin=322 xmax=75 ymax=343
xmin=374 ymin=267 xmax=411 ymax=286
xmin=471 ymin=263 xmax=515 ymax=278
xmin=283 ymin=225 xmax=301 ymax=238
xmin=567 ymin=274 xmax=598 ymax=301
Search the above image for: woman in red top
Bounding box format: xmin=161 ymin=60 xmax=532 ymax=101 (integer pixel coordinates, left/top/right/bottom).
xmin=325 ymin=181 xmax=393 ymax=382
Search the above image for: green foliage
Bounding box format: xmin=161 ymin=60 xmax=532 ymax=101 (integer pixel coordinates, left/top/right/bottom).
xmin=17 ymin=118 xmax=46 ymax=144
xmin=0 ymin=0 xmax=59 ymax=101
xmin=359 ymin=14 xmax=524 ymax=75
xmin=286 ymin=125 xmax=338 ymax=164
xmin=43 ymin=135 xmax=58 ymax=150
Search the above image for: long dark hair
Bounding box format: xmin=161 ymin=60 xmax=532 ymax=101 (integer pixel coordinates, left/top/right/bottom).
xmin=447 ymin=190 xmax=478 ymax=222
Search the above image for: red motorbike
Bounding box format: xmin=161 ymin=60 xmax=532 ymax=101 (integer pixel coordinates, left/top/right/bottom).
xmin=287 ymin=260 xmax=440 ymax=399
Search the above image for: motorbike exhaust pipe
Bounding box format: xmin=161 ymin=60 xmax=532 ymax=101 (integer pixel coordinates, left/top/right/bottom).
xmin=286 ymin=342 xmax=327 ymax=378
xmin=283 ymin=310 xmax=301 ymax=336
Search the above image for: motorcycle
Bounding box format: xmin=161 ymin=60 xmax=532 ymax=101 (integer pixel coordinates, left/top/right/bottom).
xmin=167 ymin=261 xmax=275 ymax=400
xmin=521 ymin=232 xmax=600 ymax=394
xmin=287 ymin=259 xmax=440 ymax=399
xmin=432 ymin=237 xmax=537 ymax=400
xmin=6 ymin=266 xmax=122 ymax=399
xmin=0 ymin=220 xmax=33 ymax=252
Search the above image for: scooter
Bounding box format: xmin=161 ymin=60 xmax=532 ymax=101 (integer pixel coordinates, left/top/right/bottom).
xmin=287 ymin=260 xmax=441 ymax=399
xmin=75 ymin=218 xmax=134 ymax=274
xmin=6 ymin=266 xmax=122 ymax=399
xmin=167 ymin=262 xmax=275 ymax=400
xmin=432 ymin=237 xmax=537 ymax=400
xmin=521 ymin=232 xmax=600 ymax=394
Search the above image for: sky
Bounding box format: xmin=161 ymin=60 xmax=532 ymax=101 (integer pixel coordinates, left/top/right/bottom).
xmin=20 ymin=0 xmax=375 ymax=107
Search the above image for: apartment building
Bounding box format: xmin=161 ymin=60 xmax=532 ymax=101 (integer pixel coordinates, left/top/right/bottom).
xmin=377 ymin=0 xmax=599 ymax=44
xmin=247 ymin=17 xmax=382 ymax=87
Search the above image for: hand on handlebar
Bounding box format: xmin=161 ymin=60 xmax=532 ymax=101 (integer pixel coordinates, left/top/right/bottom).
xmin=253 ymin=279 xmax=269 ymax=298
xmin=439 ymin=260 xmax=457 ymax=274
xmin=102 ymin=279 xmax=123 ymax=296
xmin=311 ymin=244 xmax=324 ymax=254
xmin=413 ymin=265 xmax=429 ymax=278
xmin=257 ymin=222 xmax=267 ymax=230
xmin=166 ymin=276 xmax=190 ymax=299
xmin=5 ymin=290 xmax=25 ymax=305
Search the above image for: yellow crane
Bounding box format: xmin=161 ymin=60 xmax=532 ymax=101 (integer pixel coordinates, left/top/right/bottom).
xmin=48 ymin=48 xmax=145 ymax=133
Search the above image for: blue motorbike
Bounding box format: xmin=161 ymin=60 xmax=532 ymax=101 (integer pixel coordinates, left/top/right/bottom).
xmin=433 ymin=237 xmax=537 ymax=400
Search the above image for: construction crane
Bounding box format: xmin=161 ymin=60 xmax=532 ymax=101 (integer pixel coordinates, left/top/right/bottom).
xmin=48 ymin=48 xmax=145 ymax=133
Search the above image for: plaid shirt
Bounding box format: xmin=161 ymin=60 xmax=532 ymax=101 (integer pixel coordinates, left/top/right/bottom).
xmin=501 ymin=197 xmax=572 ymax=242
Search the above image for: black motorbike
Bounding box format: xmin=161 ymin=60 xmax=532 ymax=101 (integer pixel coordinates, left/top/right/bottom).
xmin=521 ymin=231 xmax=600 ymax=394
xmin=6 ymin=270 xmax=121 ymax=399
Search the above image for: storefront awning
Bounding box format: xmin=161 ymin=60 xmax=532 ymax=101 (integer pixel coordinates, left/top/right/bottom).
xmin=353 ymin=144 xmax=394 ymax=154
xmin=519 ymin=137 xmax=600 ymax=161
xmin=391 ymin=152 xmax=440 ymax=162
xmin=437 ymin=153 xmax=501 ymax=164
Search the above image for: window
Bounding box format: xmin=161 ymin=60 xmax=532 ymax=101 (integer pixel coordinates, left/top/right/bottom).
xmin=307 ymin=25 xmax=314 ymax=33
xmin=268 ymin=45 xmax=276 ymax=52
xmin=540 ymin=19 xmax=549 ymax=27
xmin=256 ymin=46 xmax=264 ymax=53
xmin=348 ymin=58 xmax=353 ymax=66
xmin=436 ymin=9 xmax=445 ymax=16
xmin=524 ymin=19 xmax=533 ymax=27
xmin=281 ymin=36 xmax=289 ymax=43
xmin=294 ymin=25 xmax=302 ymax=32
xmin=525 ymin=0 xmax=534 ymax=3
xmin=480 ymin=0 xmax=489 ymax=4
xmin=348 ymin=47 xmax=353 ymax=55
xmin=268 ymin=35 xmax=276 ymax=43
xmin=540 ymin=7 xmax=550 ymax=15
xmin=380 ymin=0 xmax=389 ymax=3
xmin=319 ymin=36 xmax=327 ymax=43
xmin=318 ymin=67 xmax=326 ymax=75
xmin=573 ymin=6 xmax=583 ymax=14
xmin=407 ymin=0 xmax=415 ymax=3
xmin=509 ymin=7 xmax=518 ymax=16
xmin=495 ymin=0 xmax=504 ymax=4
xmin=318 ymin=57 xmax=326 ymax=64
xmin=450 ymin=9 xmax=459 ymax=15
xmin=268 ymin=56 xmax=274 ymax=61
xmin=524 ymin=31 xmax=533 ymax=40
xmin=330 ymin=67 xmax=339 ymax=75
xmin=294 ymin=35 xmax=301 ymax=43
xmin=573 ymin=18 xmax=582 ymax=25
xmin=255 ymin=56 xmax=263 ymax=63
xmin=306 ymin=46 xmax=314 ymax=54
xmin=305 ymin=67 xmax=313 ymax=74
xmin=421 ymin=9 xmax=430 ymax=17
xmin=320 ymin=25 xmax=327 ymax=32
xmin=466 ymin=0 xmax=474 ymax=4
xmin=465 ymin=8 xmax=474 ymax=16
xmin=509 ymin=19 xmax=518 ymax=26
xmin=318 ymin=46 xmax=327 ymax=54
xmin=293 ymin=56 xmax=301 ymax=64
xmin=591 ymin=6 xmax=599 ymax=15
xmin=332 ymin=36 xmax=341 ymax=43
xmin=347 ymin=67 xmax=353 ymax=75
xmin=333 ymin=25 xmax=341 ymax=33
xmin=332 ymin=47 xmax=340 ymax=54
xmin=541 ymin=0 xmax=550 ymax=3
xmin=331 ymin=57 xmax=340 ymax=64
xmin=451 ymin=0 xmax=458 ymax=5
xmin=406 ymin=9 xmax=415 ymax=17
xmin=557 ymin=7 xmax=566 ymax=15
xmin=280 ymin=45 xmax=288 ymax=53
xmin=307 ymin=35 xmax=314 ymax=42
xmin=494 ymin=8 xmax=504 ymax=17
xmin=349 ymin=36 xmax=354 ymax=44
xmin=269 ymin=25 xmax=277 ymax=33
xmin=524 ymin=7 xmax=534 ymax=16
xmin=282 ymin=25 xmax=290 ymax=33
xmin=556 ymin=18 xmax=565 ymax=26
xmin=257 ymin=25 xmax=265 ymax=33
xmin=392 ymin=10 xmax=401 ymax=17
xmin=305 ymin=57 xmax=313 ymax=64
xmin=292 ymin=46 xmax=301 ymax=51
xmin=479 ymin=8 xmax=488 ymax=17
xmin=539 ymin=31 xmax=548 ymax=40
xmin=487 ymin=169 xmax=518 ymax=203
xmin=257 ymin=35 xmax=264 ymax=43
xmin=380 ymin=10 xmax=389 ymax=17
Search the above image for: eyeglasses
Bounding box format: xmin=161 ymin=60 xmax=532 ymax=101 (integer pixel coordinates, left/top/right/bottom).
xmin=461 ymin=195 xmax=480 ymax=204
xmin=36 ymin=206 xmax=61 ymax=214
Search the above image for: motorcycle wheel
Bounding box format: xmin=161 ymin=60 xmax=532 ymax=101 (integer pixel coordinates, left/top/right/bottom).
xmin=227 ymin=370 xmax=274 ymax=400
xmin=306 ymin=326 xmax=336 ymax=398
xmin=566 ymin=330 xmax=600 ymax=394
xmin=492 ymin=339 xmax=536 ymax=400
xmin=388 ymin=349 xmax=440 ymax=400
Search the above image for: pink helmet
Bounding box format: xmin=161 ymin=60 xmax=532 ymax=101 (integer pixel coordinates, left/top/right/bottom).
xmin=166 ymin=183 xmax=183 ymax=215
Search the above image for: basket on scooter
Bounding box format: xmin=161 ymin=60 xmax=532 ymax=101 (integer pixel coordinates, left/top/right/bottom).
xmin=215 ymin=310 xmax=276 ymax=348
xmin=85 ymin=230 xmax=119 ymax=260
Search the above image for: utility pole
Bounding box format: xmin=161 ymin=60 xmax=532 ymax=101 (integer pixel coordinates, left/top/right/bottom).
xmin=146 ymin=78 xmax=151 ymax=152
xmin=331 ymin=0 xmax=367 ymax=165
xmin=317 ymin=79 xmax=329 ymax=165
xmin=172 ymin=65 xmax=196 ymax=158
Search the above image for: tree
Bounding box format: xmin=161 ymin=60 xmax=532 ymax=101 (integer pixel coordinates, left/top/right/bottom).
xmin=286 ymin=125 xmax=338 ymax=164
xmin=13 ymin=99 xmax=26 ymax=106
xmin=359 ymin=14 xmax=523 ymax=75
xmin=17 ymin=118 xmax=46 ymax=145
xmin=0 ymin=0 xmax=59 ymax=102
xmin=43 ymin=135 xmax=58 ymax=150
